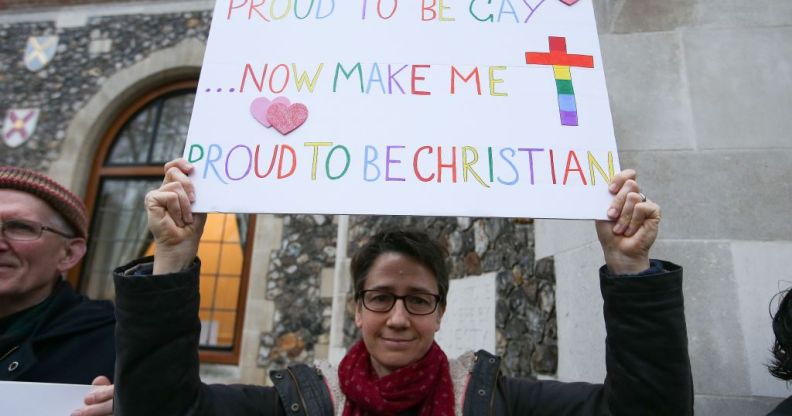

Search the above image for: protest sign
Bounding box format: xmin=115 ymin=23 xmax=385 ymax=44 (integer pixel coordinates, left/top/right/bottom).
xmin=186 ymin=0 xmax=620 ymax=219
xmin=0 ymin=380 xmax=91 ymax=415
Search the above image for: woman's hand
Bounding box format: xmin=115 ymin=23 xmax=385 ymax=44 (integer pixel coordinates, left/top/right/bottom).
xmin=595 ymin=169 xmax=661 ymax=274
xmin=144 ymin=158 xmax=206 ymax=274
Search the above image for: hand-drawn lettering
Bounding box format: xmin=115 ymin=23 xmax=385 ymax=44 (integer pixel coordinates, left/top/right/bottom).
xmin=363 ymin=145 xmax=381 ymax=181
xmin=326 ymin=145 xmax=351 ymax=180
xmin=563 ymin=150 xmax=586 ymax=185
xmin=422 ymin=0 xmax=454 ymax=21
xmin=226 ymin=145 xmax=254 ymax=180
xmin=361 ymin=0 xmax=399 ymax=20
xmin=205 ymin=144 xmax=229 ymax=184
xmin=489 ymin=66 xmax=507 ymax=96
xmin=517 ymin=148 xmax=543 ymax=185
xmin=411 ymin=64 xmax=431 ymax=96
xmin=462 ymin=146 xmax=490 ymax=188
xmin=305 ymin=142 xmax=333 ymax=180
xmin=496 ymin=147 xmax=519 ymax=186
xmin=226 ymin=0 xmax=335 ymax=21
xmin=385 ymin=145 xmax=406 ymax=182
xmin=333 ymin=62 xmax=364 ymax=93
xmin=451 ymin=66 xmax=482 ymax=95
xmin=413 ymin=146 xmax=435 ymax=182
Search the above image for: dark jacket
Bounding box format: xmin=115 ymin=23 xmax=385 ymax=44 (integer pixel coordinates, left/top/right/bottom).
xmin=114 ymin=257 xmax=692 ymax=416
xmin=0 ymin=280 xmax=116 ymax=383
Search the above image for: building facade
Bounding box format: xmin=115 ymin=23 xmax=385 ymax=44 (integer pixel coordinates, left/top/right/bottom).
xmin=1 ymin=0 xmax=791 ymax=414
xmin=0 ymin=0 xmax=557 ymax=383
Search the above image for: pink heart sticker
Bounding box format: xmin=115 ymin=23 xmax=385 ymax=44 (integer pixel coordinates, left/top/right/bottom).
xmin=559 ymin=0 xmax=579 ymax=5
xmin=250 ymin=96 xmax=290 ymax=127
xmin=266 ymin=103 xmax=309 ymax=135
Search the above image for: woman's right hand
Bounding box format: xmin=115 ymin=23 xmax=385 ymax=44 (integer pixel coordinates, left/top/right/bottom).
xmin=145 ymin=158 xmax=206 ymax=275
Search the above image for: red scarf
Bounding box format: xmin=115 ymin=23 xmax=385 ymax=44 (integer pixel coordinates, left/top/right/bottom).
xmin=339 ymin=340 xmax=455 ymax=416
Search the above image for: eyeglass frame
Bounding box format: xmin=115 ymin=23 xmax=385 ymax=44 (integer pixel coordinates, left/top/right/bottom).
xmin=0 ymin=219 xmax=75 ymax=241
xmin=357 ymin=289 xmax=443 ymax=316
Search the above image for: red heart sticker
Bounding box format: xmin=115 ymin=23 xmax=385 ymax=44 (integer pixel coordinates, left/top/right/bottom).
xmin=266 ymin=103 xmax=309 ymax=135
xmin=560 ymin=0 xmax=579 ymax=5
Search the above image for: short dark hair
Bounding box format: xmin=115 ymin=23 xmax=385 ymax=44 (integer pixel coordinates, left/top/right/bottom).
xmin=770 ymin=289 xmax=792 ymax=380
xmin=351 ymin=229 xmax=449 ymax=307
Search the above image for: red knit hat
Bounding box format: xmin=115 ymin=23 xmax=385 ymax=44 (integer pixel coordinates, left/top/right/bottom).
xmin=0 ymin=166 xmax=88 ymax=238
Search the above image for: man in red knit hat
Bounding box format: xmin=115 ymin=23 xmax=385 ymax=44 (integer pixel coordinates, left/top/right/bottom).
xmin=0 ymin=166 xmax=114 ymax=416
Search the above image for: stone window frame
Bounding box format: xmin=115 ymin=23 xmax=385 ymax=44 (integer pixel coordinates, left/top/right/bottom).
xmin=67 ymin=79 xmax=256 ymax=365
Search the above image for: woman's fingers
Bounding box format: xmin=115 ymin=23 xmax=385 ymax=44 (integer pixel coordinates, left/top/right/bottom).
xmin=146 ymin=188 xmax=185 ymax=228
xmin=607 ymin=169 xmax=636 ymax=193
xmin=163 ymin=164 xmax=196 ymax=202
xmin=624 ymin=199 xmax=660 ymax=237
xmin=609 ymin=178 xmax=640 ymax=224
xmin=160 ymin=181 xmax=194 ymax=225
xmin=606 ymin=169 xmax=637 ymax=219
xmin=164 ymin=158 xmax=193 ymax=175
xmin=146 ymin=172 xmax=195 ymax=229
xmin=614 ymin=190 xmax=642 ymax=234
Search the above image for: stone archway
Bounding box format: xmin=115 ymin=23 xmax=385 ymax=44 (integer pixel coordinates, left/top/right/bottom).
xmin=49 ymin=37 xmax=205 ymax=194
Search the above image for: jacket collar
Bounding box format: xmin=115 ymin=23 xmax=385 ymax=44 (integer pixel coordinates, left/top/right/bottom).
xmin=28 ymin=280 xmax=115 ymax=342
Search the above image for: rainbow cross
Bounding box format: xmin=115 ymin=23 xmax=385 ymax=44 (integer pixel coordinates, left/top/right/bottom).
xmin=525 ymin=36 xmax=594 ymax=126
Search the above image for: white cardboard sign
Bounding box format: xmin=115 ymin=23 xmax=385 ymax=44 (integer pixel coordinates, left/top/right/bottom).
xmin=185 ymin=0 xmax=619 ymax=219
xmin=0 ymin=380 xmax=91 ymax=415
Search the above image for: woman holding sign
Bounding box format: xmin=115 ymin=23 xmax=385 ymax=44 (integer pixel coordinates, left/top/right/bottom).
xmin=112 ymin=158 xmax=692 ymax=415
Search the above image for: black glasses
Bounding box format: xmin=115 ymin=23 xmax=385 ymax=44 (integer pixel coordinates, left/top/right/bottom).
xmin=359 ymin=290 xmax=441 ymax=315
xmin=0 ymin=219 xmax=74 ymax=241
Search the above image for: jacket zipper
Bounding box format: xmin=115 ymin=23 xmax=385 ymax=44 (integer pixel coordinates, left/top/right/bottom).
xmin=286 ymin=367 xmax=311 ymax=415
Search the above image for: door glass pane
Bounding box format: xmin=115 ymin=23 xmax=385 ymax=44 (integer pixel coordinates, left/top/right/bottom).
xmin=151 ymin=93 xmax=194 ymax=163
xmin=81 ymin=178 xmax=159 ymax=300
xmin=196 ymin=214 xmax=244 ymax=349
xmin=106 ymin=106 xmax=157 ymax=165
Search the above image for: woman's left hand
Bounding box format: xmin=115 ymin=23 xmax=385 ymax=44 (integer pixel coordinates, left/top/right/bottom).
xmin=71 ymin=376 xmax=114 ymax=416
xmin=595 ymin=169 xmax=661 ymax=275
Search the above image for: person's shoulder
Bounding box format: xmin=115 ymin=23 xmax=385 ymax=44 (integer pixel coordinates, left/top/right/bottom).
xmin=69 ymin=297 xmax=115 ymax=318
xmin=450 ymin=350 xmax=504 ymax=412
xmin=449 ymin=350 xmax=477 ymax=372
xmin=58 ymin=282 xmax=115 ymax=316
xmin=44 ymin=284 xmax=115 ymax=333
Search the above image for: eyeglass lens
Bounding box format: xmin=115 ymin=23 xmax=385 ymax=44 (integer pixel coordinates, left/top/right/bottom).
xmin=362 ymin=290 xmax=438 ymax=315
xmin=1 ymin=220 xmax=44 ymax=241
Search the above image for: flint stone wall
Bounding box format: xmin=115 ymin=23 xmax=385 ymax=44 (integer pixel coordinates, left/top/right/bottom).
xmin=0 ymin=11 xmax=211 ymax=168
xmin=259 ymin=214 xmax=337 ymax=370
xmin=261 ymin=215 xmax=557 ymax=378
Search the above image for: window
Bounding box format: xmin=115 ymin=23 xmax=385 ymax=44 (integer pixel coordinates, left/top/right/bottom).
xmin=72 ymin=80 xmax=254 ymax=363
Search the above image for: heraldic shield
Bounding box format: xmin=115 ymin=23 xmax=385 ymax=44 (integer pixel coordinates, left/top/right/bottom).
xmin=25 ymin=36 xmax=59 ymax=72
xmin=3 ymin=109 xmax=40 ymax=148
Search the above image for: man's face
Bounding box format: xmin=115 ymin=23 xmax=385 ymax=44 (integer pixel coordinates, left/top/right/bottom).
xmin=355 ymin=252 xmax=444 ymax=378
xmin=0 ymin=189 xmax=85 ymax=316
